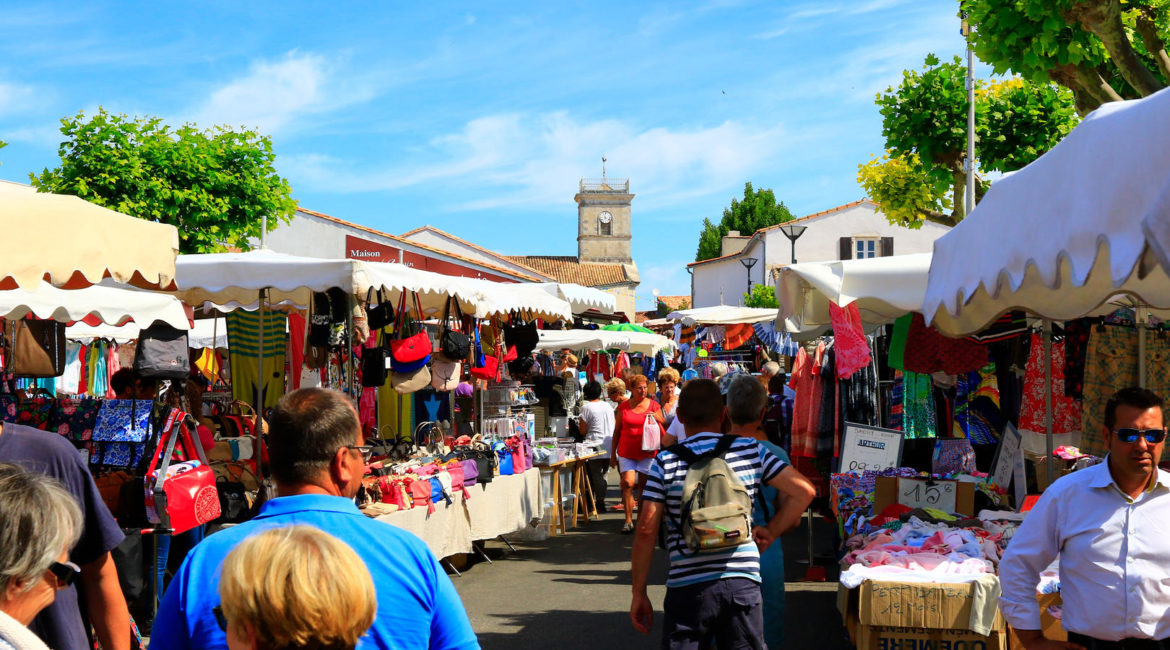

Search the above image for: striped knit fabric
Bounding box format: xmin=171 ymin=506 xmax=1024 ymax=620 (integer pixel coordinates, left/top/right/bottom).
xmin=226 ymin=310 xmax=288 ymax=408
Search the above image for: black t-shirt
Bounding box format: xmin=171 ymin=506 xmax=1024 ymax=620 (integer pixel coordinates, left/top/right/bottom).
xmin=0 ymin=422 xmax=126 ymax=650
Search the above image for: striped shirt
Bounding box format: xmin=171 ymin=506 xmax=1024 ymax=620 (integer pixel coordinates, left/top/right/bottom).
xmin=643 ymin=432 xmax=787 ymax=588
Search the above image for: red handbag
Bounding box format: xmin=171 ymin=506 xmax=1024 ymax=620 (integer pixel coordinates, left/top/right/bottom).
xmin=388 ymin=292 xmax=433 ymax=365
xmin=145 ymin=409 xmax=221 ymax=534
xmin=501 ymin=345 xmax=518 ymax=363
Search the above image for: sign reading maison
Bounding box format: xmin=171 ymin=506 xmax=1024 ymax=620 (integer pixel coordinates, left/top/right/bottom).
xmin=343 ymin=234 xmax=519 ymax=283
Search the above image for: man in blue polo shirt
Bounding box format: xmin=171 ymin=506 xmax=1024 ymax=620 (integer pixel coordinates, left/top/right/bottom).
xmin=152 ymin=388 xmax=478 ymax=650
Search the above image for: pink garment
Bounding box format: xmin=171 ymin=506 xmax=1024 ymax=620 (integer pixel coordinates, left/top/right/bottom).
xmin=614 ymin=352 xmax=630 ymax=377
xmin=788 ymin=346 xmax=822 ymax=458
xmin=359 ymin=387 xmax=377 ymax=435
xmin=829 ymin=301 xmax=872 ymax=379
xmin=106 ymin=344 xmax=120 ymax=399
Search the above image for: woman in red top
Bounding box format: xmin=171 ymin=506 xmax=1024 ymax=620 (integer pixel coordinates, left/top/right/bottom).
xmin=609 ymin=374 xmax=666 ymax=533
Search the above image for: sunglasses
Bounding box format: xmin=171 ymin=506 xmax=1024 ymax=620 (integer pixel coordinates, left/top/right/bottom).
xmin=213 ymin=605 xmax=228 ymax=632
xmin=48 ymin=561 xmax=80 ymax=587
xmin=1115 ymin=428 xmax=1167 ymax=444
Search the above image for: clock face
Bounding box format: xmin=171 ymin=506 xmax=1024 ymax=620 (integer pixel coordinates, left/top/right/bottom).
xmin=599 ymin=211 xmax=612 ymax=224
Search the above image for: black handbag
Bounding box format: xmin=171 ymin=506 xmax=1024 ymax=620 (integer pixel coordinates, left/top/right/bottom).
xmin=439 ymin=298 xmax=470 ymax=361
xmin=134 ymin=322 xmax=191 ymax=380
xmin=361 ymin=340 xmax=390 ymax=387
xmin=503 ymin=317 xmax=539 ymax=358
xmin=366 ymin=289 xmax=394 ymax=331
xmin=308 ymin=292 xmax=333 ymax=347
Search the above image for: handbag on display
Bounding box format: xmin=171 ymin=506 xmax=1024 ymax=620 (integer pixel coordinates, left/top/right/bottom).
xmin=361 ymin=341 xmax=390 ymax=388
xmin=366 ymin=289 xmax=395 ymax=332
xmin=93 ymin=400 xmax=154 ymax=442
xmin=144 ymin=409 xmax=221 ymax=535
xmin=389 ymin=292 xmax=433 ymax=370
xmin=503 ymin=317 xmax=539 ymax=358
xmin=8 ymin=319 xmax=66 ymax=377
xmin=392 ymin=365 xmax=432 ymax=395
xmin=309 ymin=292 xmax=333 ymax=346
xmin=134 ymin=322 xmax=191 ymax=380
xmin=469 ymin=326 xmax=500 ymax=382
xmin=431 ymin=357 xmax=460 ymax=392
xmin=47 ymin=397 xmax=102 ymax=442
xmin=932 ymin=437 xmax=977 ymax=475
xmin=439 ymin=298 xmax=470 ymax=361
xmin=14 ymin=397 xmax=53 ymax=430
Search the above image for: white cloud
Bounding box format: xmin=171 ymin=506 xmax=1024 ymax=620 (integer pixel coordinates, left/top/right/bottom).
xmin=283 ymin=111 xmax=789 ymax=217
xmin=187 ymin=51 xmax=377 ymax=135
xmin=0 ymin=81 xmax=50 ymax=117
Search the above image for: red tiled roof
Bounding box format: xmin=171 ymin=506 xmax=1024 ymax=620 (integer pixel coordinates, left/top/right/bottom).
xmin=656 ymin=295 xmax=690 ymax=310
xmin=505 ymin=255 xmax=634 ymax=287
xmin=295 ymin=208 xmax=546 ymax=281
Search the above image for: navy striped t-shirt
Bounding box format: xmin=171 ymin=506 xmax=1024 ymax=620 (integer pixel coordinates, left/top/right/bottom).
xmin=643 ymin=432 xmax=787 ymax=588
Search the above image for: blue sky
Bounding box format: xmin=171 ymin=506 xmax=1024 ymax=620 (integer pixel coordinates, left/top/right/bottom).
xmin=0 ymin=1 xmax=973 ymax=308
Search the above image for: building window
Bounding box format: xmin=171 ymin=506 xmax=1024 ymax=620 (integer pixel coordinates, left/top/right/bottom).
xmin=855 ymin=237 xmax=877 ymax=259
xmin=600 ymin=220 xmax=612 ymax=236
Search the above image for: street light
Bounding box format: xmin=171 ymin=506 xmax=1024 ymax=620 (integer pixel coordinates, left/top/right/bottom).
xmin=739 ymin=257 xmax=758 ymax=296
xmin=779 ymin=223 xmax=808 ymax=264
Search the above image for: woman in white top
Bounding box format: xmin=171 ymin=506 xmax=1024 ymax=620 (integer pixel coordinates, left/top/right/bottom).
xmin=578 ymin=381 xmax=615 ymax=513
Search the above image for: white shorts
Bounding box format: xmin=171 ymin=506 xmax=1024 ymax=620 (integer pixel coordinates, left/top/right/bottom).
xmin=617 ymin=456 xmax=655 ymax=475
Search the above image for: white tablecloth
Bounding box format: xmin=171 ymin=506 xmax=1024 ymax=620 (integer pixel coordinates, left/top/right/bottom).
xmin=375 ymin=468 xmax=544 ymax=559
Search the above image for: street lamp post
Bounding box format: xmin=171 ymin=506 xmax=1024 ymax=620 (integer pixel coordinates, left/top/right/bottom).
xmin=739 ymin=257 xmax=758 ymax=298
xmin=779 ymin=223 xmax=808 ymax=264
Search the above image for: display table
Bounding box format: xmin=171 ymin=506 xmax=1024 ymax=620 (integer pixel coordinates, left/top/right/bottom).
xmin=375 ymin=468 xmax=543 ymax=559
xmin=537 ymin=451 xmax=606 ymax=536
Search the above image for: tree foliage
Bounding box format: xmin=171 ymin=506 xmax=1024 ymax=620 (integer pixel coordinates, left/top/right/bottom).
xmin=742 ymin=284 xmax=778 ymax=309
xmin=31 ymin=109 xmax=296 ymax=254
xmin=695 ymin=182 xmax=795 ymax=262
xmin=963 ymin=0 xmax=1169 ymax=115
xmin=860 ymin=54 xmax=1077 ymax=227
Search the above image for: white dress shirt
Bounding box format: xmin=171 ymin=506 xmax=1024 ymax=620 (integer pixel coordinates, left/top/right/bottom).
xmin=998 ymin=459 xmax=1170 ymax=641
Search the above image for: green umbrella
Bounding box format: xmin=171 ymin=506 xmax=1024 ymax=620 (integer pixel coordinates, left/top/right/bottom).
xmin=601 ymin=322 xmax=655 ymax=334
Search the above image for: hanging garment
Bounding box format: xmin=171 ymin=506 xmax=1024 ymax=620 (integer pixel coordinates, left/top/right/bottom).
xmin=815 ymin=347 xmax=839 ymax=458
xmin=586 ymin=352 xmax=611 ymax=382
xmin=888 ymin=314 xmax=912 ymax=370
xmin=1080 ymin=326 xmax=1170 ymax=457
xmin=903 ymin=314 xmax=989 ymax=375
xmin=89 ymin=340 xmax=108 ymax=398
xmin=195 ymin=348 xmax=220 ymax=384
xmin=724 ymin=323 xmax=754 ymax=350
xmin=829 ymin=302 xmax=872 ymax=379
xmin=359 ymin=386 xmax=377 ymax=434
xmin=953 ymin=364 xmax=1002 ymax=446
xmin=902 ymin=371 xmax=937 ymax=440
xmin=613 ymin=352 xmax=631 ymax=377
xmin=226 ymin=310 xmax=288 ymax=409
xmin=77 ymin=344 xmax=89 ymax=396
xmin=1063 ymin=318 xmax=1093 ymax=399
xmin=105 ymin=342 xmax=120 ymax=399
xmin=288 ymin=313 xmax=307 ymax=391
xmin=58 ymin=342 xmax=83 ymax=395
xmin=965 ymin=311 xmax=1029 ymax=344
xmin=888 ymin=371 xmax=905 ymax=431
xmin=679 ymin=325 xmax=696 ymax=346
xmin=1018 ymin=333 xmax=1083 ymax=443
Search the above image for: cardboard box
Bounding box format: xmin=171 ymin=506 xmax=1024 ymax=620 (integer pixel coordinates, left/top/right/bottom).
xmin=839 ymin=579 xmax=1007 ymax=650
xmin=1007 ymin=592 xmax=1066 ymax=647
xmin=874 ymin=477 xmax=976 ymax=517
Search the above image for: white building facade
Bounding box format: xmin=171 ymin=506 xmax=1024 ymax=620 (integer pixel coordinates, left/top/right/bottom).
xmin=688 ymin=200 xmax=950 ymax=307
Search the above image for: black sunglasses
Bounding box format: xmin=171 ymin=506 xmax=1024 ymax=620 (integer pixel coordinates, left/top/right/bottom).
xmin=48 ymin=561 xmax=80 ymax=587
xmin=213 ymin=605 xmax=228 ymax=632
xmin=1116 ymin=428 xmax=1167 ymax=444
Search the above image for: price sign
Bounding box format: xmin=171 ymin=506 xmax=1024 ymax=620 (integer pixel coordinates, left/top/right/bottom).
xmin=992 ymin=423 xmax=1027 ymax=509
xmin=839 ymin=423 xmax=904 ymax=474
xmin=896 ymin=478 xmax=958 ymax=513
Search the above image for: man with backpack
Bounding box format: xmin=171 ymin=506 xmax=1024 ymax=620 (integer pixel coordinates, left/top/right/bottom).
xmin=630 ymin=379 xmax=815 ymax=648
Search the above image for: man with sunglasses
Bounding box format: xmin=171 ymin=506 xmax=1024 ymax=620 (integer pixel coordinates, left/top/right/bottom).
xmin=152 ymin=388 xmax=478 ymax=650
xmin=1000 ymin=387 xmax=1170 ymax=649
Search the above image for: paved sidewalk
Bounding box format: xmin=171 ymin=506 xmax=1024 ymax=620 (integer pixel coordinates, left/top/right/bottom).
xmin=453 ymin=472 xmax=853 ymax=649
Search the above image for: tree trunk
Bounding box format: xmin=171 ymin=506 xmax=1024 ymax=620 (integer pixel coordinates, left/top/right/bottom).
xmin=1134 ymin=10 xmax=1170 ymax=82
xmin=1065 ymin=0 xmax=1165 ymax=96
xmin=951 ymin=167 xmax=966 ymax=222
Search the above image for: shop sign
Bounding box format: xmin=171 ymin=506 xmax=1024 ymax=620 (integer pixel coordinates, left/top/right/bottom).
xmin=840 ymin=423 xmax=904 ymax=474
xmin=991 ymin=423 xmax=1026 ymax=509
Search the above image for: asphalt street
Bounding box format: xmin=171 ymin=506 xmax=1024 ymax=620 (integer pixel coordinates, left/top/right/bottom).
xmin=453 ymin=470 xmax=854 ymax=649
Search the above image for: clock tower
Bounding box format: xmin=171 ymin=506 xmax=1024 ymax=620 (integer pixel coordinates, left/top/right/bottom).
xmin=576 ymin=159 xmax=634 ymax=264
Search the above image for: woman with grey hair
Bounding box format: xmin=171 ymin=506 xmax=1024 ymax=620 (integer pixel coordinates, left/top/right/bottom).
xmin=0 ymin=463 xmax=83 ymax=650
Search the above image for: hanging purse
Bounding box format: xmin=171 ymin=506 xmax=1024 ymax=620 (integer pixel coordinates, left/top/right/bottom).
xmin=469 ymin=325 xmax=500 ymax=381
xmin=308 ymin=292 xmax=333 ymax=347
xmin=439 ymin=298 xmax=471 ymax=362
xmin=431 ymin=357 xmax=460 ymax=392
xmin=134 ymin=322 xmax=191 ymax=380
xmin=366 ymin=288 xmax=394 ymax=332
xmin=389 ymin=292 xmax=433 ymax=369
xmin=144 ymin=409 xmax=221 ymax=534
xmin=361 ymin=339 xmax=390 ymax=388
xmin=8 ymin=319 xmax=66 ymax=377
xmin=503 ymin=316 xmax=539 ymax=358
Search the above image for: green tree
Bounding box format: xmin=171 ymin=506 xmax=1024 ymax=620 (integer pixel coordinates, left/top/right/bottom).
xmin=695 ymin=182 xmax=795 ymax=261
xmin=742 ymin=284 xmax=778 ymax=309
xmin=860 ymin=55 xmax=1077 ymax=227
xmin=31 ymin=109 xmax=296 ymax=254
xmin=962 ymin=0 xmax=1169 ymax=115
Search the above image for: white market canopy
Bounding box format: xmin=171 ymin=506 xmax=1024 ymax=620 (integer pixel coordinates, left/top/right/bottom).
xmin=363 ymin=262 xmax=480 ymax=316
xmin=1 ymin=282 xmax=190 ymax=329
xmin=665 ymin=305 xmax=778 ymax=326
xmin=776 ymin=254 xmax=931 ymax=338
xmin=173 ymin=250 xmax=372 ymax=311
xmin=623 ymin=330 xmax=677 ymax=355
xmin=535 ymin=329 xmax=630 ymax=352
xmin=924 ymin=86 xmax=1170 ymax=336
xmin=533 ymin=283 xmax=617 ymax=315
xmin=68 ymin=317 xmax=225 ymax=346
xmin=0 ymin=181 xmax=180 ymax=291
xmin=458 ymin=277 xmax=574 ymax=322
